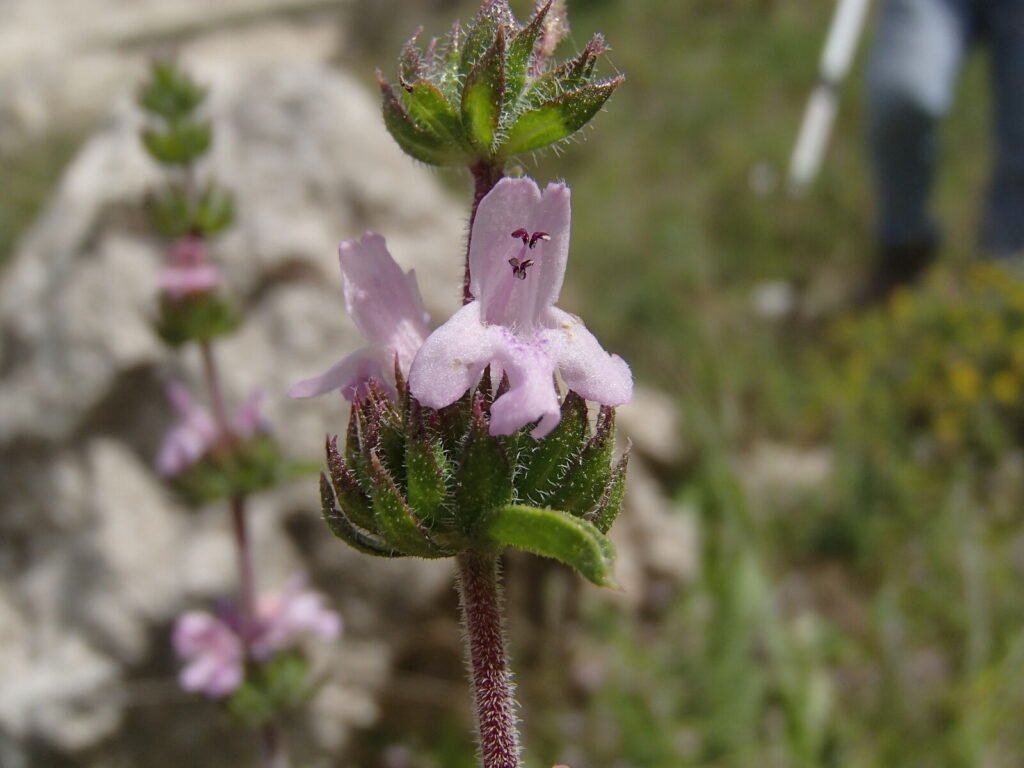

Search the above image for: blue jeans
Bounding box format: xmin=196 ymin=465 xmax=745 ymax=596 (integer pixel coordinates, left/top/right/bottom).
xmin=868 ymin=0 xmax=1024 ymax=256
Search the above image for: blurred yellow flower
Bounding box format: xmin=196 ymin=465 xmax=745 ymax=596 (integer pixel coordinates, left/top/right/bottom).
xmin=992 ymin=370 xmax=1020 ymax=406
xmin=948 ymin=361 xmax=982 ymax=402
xmin=934 ymin=412 xmax=962 ymax=446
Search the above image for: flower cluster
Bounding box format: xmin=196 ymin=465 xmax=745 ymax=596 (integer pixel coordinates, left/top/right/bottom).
xmin=174 ymin=576 xmax=341 ymax=699
xmin=292 ymin=177 xmax=631 ymax=586
xmin=157 ymin=382 xmax=265 ymax=478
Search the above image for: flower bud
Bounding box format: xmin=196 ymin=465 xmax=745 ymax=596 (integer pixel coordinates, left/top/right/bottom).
xmin=378 ymin=0 xmax=623 ymax=166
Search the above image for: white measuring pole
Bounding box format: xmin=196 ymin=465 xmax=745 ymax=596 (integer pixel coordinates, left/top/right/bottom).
xmin=788 ymin=0 xmax=872 ymax=194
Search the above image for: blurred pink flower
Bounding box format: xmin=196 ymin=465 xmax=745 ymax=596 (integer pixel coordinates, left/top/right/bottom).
xmin=156 ymin=384 xmax=267 ymax=477
xmin=160 ymin=236 xmax=221 ymax=300
xmin=173 ymin=610 xmax=245 ymax=698
xmin=173 ymin=577 xmax=341 ymax=699
xmin=288 ymin=233 xmax=430 ymax=401
xmin=250 ymin=574 xmax=342 ymax=660
xmin=409 ymin=177 xmax=632 ymax=438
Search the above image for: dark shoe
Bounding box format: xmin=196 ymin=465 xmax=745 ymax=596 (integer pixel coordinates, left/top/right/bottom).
xmin=854 ymin=238 xmax=938 ymax=307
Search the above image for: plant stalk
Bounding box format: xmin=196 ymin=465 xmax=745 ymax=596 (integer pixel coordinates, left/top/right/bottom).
xmin=456 ymin=550 xmax=520 ymax=768
xmin=464 ymin=161 xmax=505 ymax=305
xmin=197 ymin=335 xmax=290 ymax=768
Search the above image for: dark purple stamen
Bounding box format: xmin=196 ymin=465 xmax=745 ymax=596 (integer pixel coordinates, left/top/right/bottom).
xmin=528 ymin=231 xmax=550 ymax=249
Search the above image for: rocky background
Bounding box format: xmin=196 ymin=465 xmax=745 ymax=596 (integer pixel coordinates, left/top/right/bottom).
xmin=0 ymin=1 xmax=691 ymax=765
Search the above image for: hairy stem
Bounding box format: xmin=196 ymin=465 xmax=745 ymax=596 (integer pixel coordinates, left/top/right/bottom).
xmin=456 ymin=551 xmax=520 ymax=768
xmin=259 ymin=721 xmax=291 ymax=768
xmin=464 ymin=162 xmax=505 ymax=305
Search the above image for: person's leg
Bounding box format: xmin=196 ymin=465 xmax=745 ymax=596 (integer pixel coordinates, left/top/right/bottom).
xmin=981 ymin=0 xmax=1024 ymax=257
xmin=865 ymin=0 xmax=972 ymax=295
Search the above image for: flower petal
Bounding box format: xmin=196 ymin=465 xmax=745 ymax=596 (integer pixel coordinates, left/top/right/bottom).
xmin=469 ymin=178 xmax=570 ymax=329
xmin=490 ymin=330 xmax=561 ymax=438
xmin=288 ymin=346 xmax=384 ymax=400
xmin=340 ymin=233 xmax=429 ymax=371
xmin=409 ymin=302 xmax=495 ymax=409
xmin=543 ymin=307 xmax=633 ymax=406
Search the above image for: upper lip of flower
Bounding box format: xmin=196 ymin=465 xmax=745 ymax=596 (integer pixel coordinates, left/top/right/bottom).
xmin=287 ymin=233 xmax=430 ymax=401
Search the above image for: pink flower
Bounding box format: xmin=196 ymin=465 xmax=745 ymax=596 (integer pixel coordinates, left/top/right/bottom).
xmin=160 ymin=236 xmax=221 ymax=300
xmin=156 ymin=382 xmax=220 ymax=477
xmin=409 ymin=177 xmax=632 ymax=438
xmin=156 ymin=383 xmax=267 ymax=477
xmin=250 ymin=575 xmax=342 ymax=660
xmin=173 ymin=611 xmax=245 ymax=699
xmin=288 ymin=234 xmax=430 ymax=400
xmin=172 ymin=578 xmax=342 ymax=700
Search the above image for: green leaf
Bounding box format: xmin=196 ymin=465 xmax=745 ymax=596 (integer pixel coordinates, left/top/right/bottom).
xmin=371 ymin=454 xmax=450 ymax=558
xmin=499 ymin=76 xmax=622 ymax=156
xmin=138 ymin=61 xmax=207 ymax=121
xmin=156 ymin=292 xmax=239 ymax=347
xmin=320 ymin=473 xmax=402 ymax=557
xmin=144 ymin=185 xmax=192 ymax=239
xmin=505 ymin=1 xmax=550 ymax=102
xmin=454 ymin=398 xmax=513 ymax=532
xmin=483 ymin=504 xmax=617 ymax=587
xmin=142 ymin=121 xmax=212 ymax=166
xmin=227 ymin=651 xmax=311 ymax=728
xmin=460 ymin=27 xmax=506 ymax=152
xmin=195 ymin=183 xmax=235 ymax=236
xmin=516 ymin=392 xmax=589 ymax=504
xmin=379 ymin=73 xmax=469 ymax=166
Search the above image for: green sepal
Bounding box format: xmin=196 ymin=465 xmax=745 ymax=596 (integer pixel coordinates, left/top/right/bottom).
xmin=499 ymin=76 xmax=623 ymax=157
xmin=144 ymin=186 xmax=192 ymax=239
xmin=227 ymin=651 xmax=311 ymax=728
xmin=547 ymin=406 xmax=618 ymax=516
xmin=505 ymin=1 xmax=550 ymax=103
xmin=405 ymin=423 xmax=450 ymax=528
xmin=138 ymin=61 xmax=207 ymax=121
xmin=524 ymin=34 xmax=607 ymax=107
xmin=194 ymin=183 xmax=235 ymax=237
xmin=170 ymin=435 xmax=288 ymax=505
xmin=370 ymin=454 xmax=449 ymax=558
xmin=359 ymin=383 xmax=407 ymax=487
xmin=142 ymin=120 xmax=212 ymax=166
xmin=399 ymin=28 xmax=425 ymax=86
xmin=459 ymin=0 xmax=514 ymax=79
xmin=320 ymin=473 xmax=402 ymax=558
xmin=344 ymin=400 xmax=370 ymax=488
xmin=156 ymin=292 xmax=239 ymax=347
xmin=379 ymin=72 xmax=469 ymax=166
xmin=516 ymin=391 xmax=589 ymax=504
xmin=403 ymin=81 xmax=466 ymax=149
xmin=587 ymin=442 xmax=630 ymax=534
xmin=326 ymin=435 xmax=377 ymax=532
xmin=483 ymin=504 xmax=618 ymax=588
xmin=455 ymin=396 xmax=513 ymax=533
xmin=461 ymin=27 xmax=506 ymax=152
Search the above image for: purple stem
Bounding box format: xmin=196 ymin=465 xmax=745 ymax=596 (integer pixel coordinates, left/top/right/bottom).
xmin=456 ymin=551 xmax=520 ymax=768
xmin=464 ymin=162 xmax=505 ymax=305
xmin=197 ymin=337 xmax=290 ymax=768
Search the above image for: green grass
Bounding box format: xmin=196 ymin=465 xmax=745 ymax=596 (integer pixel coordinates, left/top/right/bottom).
xmin=350 ymin=2 xmax=1024 ymax=767
xmin=0 ymin=132 xmax=82 ymax=268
